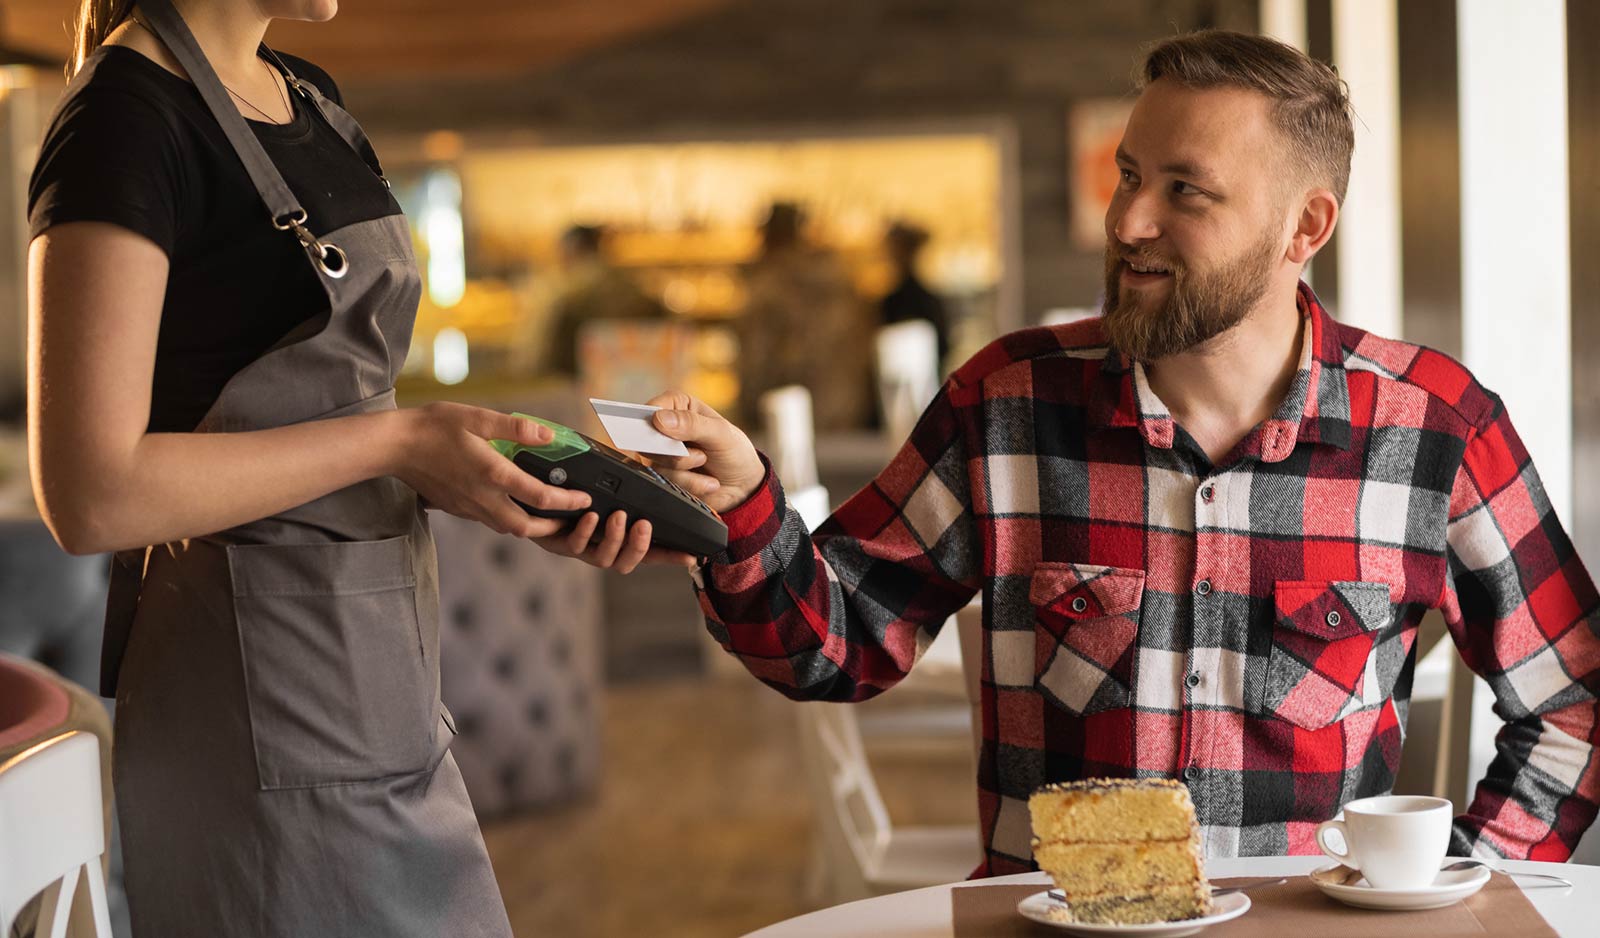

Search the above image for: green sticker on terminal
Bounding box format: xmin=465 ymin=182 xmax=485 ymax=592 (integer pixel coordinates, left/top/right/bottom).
xmin=490 ymin=412 xmax=590 ymax=462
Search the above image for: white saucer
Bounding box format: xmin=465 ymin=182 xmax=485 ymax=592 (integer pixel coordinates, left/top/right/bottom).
xmin=1309 ymin=862 xmax=1491 ymax=910
xmin=1016 ymin=891 xmax=1250 ymax=937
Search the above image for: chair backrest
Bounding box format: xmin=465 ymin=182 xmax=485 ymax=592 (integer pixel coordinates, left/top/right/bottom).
xmin=759 ymin=385 xmax=821 ymax=492
xmin=794 ymin=702 xmax=892 ymax=897
xmin=0 ymin=731 xmax=112 ymax=938
xmin=953 ymin=600 xmax=985 ymax=765
xmin=874 ymin=320 xmax=941 ymax=443
xmin=758 ymin=384 xmax=832 ymax=531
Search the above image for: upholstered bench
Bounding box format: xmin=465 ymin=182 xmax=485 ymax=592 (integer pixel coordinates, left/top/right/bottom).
xmin=432 ymin=513 xmax=604 ymax=817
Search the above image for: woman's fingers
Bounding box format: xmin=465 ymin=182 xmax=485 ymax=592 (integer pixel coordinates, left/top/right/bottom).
xmin=564 ymin=512 xmax=601 ymax=554
xmin=498 ymin=461 xmax=591 ymax=513
xmin=612 ymin=520 xmax=653 ymax=575
xmin=526 ymin=510 xmax=701 ymax=571
xmin=501 ymin=412 xmax=554 ymax=446
xmin=592 ymin=509 xmax=627 ymax=566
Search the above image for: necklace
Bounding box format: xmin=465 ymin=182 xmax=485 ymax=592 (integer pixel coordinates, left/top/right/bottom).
xmin=128 ymin=15 xmax=292 ymax=123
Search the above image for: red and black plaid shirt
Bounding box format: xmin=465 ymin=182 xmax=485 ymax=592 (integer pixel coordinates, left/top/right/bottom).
xmin=693 ymin=282 xmax=1600 ymax=873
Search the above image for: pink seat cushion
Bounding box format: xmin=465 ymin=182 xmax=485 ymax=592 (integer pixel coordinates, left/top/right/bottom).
xmin=0 ymin=654 xmax=72 ymax=752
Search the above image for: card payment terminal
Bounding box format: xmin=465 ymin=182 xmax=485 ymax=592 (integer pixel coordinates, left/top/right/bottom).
xmin=492 ymin=413 xmax=728 ymax=557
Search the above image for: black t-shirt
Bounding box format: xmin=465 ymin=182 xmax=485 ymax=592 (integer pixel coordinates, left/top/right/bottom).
xmin=27 ymin=45 xmax=403 ymax=432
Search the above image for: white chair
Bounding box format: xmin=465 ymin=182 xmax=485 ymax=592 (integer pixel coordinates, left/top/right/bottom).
xmin=751 ymin=385 xmax=980 ymax=900
xmin=759 ymin=386 xmax=822 ymax=493
xmin=874 ymin=320 xmax=941 ymax=444
xmin=796 ymin=701 xmax=979 ymax=904
xmin=1391 ymin=611 xmax=1474 ymax=807
xmin=0 ymin=730 xmax=113 ymax=938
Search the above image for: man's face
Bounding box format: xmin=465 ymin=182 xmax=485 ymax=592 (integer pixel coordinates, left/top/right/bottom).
xmin=1101 ymin=80 xmax=1295 ymax=361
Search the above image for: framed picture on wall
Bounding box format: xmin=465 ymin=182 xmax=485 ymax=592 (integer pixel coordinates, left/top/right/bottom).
xmin=1069 ymin=98 xmax=1136 ymax=252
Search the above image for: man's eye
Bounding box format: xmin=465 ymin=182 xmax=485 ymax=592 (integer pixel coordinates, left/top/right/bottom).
xmin=1118 ymin=168 xmax=1138 ymax=186
xmin=1173 ymin=181 xmax=1202 ymax=195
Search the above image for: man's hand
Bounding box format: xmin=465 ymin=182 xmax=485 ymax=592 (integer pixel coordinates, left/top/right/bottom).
xmin=644 ymin=391 xmax=765 ymax=514
xmin=526 ymin=391 xmax=764 ymax=573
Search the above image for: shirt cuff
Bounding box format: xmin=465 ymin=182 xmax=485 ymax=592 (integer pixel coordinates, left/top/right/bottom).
xmin=706 ymin=452 xmax=784 ymax=566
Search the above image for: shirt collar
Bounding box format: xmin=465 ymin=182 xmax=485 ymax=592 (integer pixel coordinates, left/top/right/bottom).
xmin=1088 ymin=281 xmax=1352 ymax=462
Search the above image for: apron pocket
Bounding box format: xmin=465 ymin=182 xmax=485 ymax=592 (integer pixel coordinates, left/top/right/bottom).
xmin=229 ymin=535 xmax=434 ymax=789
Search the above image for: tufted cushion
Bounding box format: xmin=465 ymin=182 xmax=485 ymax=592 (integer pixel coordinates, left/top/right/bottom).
xmin=433 ymin=513 xmax=603 ymax=817
xmin=0 ymin=520 xmax=109 ymax=686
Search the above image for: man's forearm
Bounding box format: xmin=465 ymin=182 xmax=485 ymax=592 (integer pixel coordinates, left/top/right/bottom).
xmin=1453 ymin=711 xmax=1600 ymax=860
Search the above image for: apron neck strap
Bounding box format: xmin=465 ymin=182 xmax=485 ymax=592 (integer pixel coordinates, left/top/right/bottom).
xmin=138 ymin=0 xmax=304 ymax=227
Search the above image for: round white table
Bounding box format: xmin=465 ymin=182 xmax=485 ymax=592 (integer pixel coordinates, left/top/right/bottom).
xmin=743 ymin=856 xmax=1600 ymax=937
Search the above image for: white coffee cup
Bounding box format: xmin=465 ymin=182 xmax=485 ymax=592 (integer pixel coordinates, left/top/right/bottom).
xmin=1315 ymin=795 xmax=1452 ymax=890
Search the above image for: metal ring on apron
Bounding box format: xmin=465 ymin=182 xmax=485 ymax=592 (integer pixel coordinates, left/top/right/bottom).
xmin=273 ymin=208 xmax=350 ymax=279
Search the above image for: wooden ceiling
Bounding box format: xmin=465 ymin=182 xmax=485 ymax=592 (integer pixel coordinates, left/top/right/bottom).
xmin=1 ymin=0 xmax=740 ymax=78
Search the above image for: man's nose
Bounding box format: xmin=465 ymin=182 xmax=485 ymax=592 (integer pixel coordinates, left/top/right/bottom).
xmin=1109 ymin=189 xmax=1161 ymax=245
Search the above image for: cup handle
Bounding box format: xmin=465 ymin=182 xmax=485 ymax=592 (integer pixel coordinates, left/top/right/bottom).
xmin=1316 ymin=819 xmax=1357 ymax=869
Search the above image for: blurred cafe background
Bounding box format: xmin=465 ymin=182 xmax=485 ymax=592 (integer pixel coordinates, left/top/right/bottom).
xmin=0 ymin=1 xmax=1596 ymax=936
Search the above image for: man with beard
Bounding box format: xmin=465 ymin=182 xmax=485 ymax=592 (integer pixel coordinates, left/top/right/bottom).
xmin=542 ymin=30 xmax=1600 ymax=871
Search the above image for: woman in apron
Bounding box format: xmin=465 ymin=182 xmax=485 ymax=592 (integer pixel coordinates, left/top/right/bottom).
xmin=25 ymin=2 xmax=638 ymax=933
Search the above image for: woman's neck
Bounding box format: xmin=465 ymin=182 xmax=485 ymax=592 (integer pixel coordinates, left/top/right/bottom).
xmin=121 ymin=2 xmax=272 ymax=87
xmin=161 ymin=1 xmax=271 ymax=80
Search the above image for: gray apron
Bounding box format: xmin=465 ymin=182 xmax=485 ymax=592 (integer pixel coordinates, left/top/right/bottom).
xmin=100 ymin=3 xmax=512 ymax=935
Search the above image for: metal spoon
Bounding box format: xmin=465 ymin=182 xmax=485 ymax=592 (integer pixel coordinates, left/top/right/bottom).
xmin=1336 ymin=861 xmax=1573 ymax=889
xmin=1046 ymin=878 xmax=1286 ymax=904
xmin=1441 ymin=859 xmax=1573 ymax=888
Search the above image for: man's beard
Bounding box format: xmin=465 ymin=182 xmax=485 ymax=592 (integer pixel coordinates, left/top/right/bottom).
xmin=1100 ymin=229 xmax=1281 ymax=362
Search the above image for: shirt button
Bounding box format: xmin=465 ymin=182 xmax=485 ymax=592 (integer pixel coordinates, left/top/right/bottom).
xmin=1071 ymin=597 xmax=1088 ymax=613
xmin=1326 ymin=610 xmax=1342 ymax=628
xmin=1201 ymin=485 xmax=1215 ymax=503
xmin=1183 ymin=766 xmax=1198 ymax=781
xmin=1196 ymin=579 xmax=1213 ymax=596
xmin=1185 ymin=672 xmax=1201 ymax=688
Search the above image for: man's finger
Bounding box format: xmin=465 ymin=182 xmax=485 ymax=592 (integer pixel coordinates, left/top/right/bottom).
xmin=651 ymin=407 xmax=730 ymax=450
xmin=643 ymin=546 xmax=701 ymax=568
xmin=657 ymin=467 xmax=720 ymax=498
xmin=644 ymin=390 xmax=693 ymax=412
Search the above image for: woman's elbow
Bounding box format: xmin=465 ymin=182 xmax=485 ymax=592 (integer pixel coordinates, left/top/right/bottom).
xmin=32 ymin=477 xmax=119 ymax=555
xmin=38 ymin=504 xmax=112 ymax=556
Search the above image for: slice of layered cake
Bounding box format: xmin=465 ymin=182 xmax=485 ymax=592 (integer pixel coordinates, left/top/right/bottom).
xmin=1029 ymin=777 xmax=1211 ymax=925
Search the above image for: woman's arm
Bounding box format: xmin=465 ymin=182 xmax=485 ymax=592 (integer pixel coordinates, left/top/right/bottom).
xmin=29 ymin=221 xmax=588 ymax=555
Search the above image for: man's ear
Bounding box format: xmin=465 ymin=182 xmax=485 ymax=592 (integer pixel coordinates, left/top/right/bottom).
xmin=1287 ymin=188 xmax=1339 ymax=264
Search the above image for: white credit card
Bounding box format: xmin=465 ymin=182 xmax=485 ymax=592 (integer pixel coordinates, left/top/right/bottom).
xmin=589 ymin=398 xmax=689 ymax=457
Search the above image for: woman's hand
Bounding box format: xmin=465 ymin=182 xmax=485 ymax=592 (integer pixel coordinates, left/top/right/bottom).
xmin=529 ymin=392 xmax=763 ymax=574
xmin=532 ymin=511 xmax=698 ymax=574
xmin=390 ymin=403 xmax=591 ymax=538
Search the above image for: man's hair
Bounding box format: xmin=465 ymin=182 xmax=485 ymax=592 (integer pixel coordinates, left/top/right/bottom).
xmin=1137 ymin=30 xmax=1355 ymax=203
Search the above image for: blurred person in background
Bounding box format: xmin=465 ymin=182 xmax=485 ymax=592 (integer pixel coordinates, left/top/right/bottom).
xmin=26 ymin=1 xmax=597 ymax=934
xmin=880 ymin=220 xmax=951 ymax=367
xmin=737 ymin=201 xmax=873 ymax=432
xmin=552 ymin=29 xmax=1600 ymax=874
xmin=542 ymin=222 xmax=668 ymax=377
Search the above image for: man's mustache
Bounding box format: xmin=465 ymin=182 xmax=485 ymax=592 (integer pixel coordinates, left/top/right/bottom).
xmin=1113 ymin=248 xmax=1184 ymax=274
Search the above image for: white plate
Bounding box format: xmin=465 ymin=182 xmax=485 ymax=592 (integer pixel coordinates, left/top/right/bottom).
xmin=1309 ymin=861 xmax=1491 ymax=910
xmin=1015 ymin=891 xmax=1250 ymax=937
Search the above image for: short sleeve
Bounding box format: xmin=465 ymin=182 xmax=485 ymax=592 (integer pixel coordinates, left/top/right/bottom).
xmin=27 ymin=84 xmax=184 ymax=254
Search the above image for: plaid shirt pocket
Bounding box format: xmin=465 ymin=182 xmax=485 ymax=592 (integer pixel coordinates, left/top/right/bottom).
xmin=1266 ymin=580 xmax=1393 ymax=730
xmin=1033 ymin=563 xmax=1146 ymax=716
